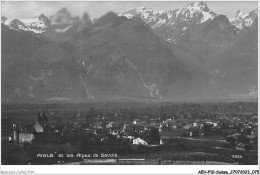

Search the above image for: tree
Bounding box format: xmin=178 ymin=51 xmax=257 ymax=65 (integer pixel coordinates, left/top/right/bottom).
xmin=147 ymin=127 xmax=160 ymax=145
xmin=203 ymin=123 xmax=213 ymax=136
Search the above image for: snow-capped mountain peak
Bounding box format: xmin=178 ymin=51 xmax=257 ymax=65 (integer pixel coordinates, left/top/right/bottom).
xmin=185 ymin=1 xmax=210 ymax=12
xmin=20 ymin=14 xmax=51 ymax=33
xmin=180 ymin=1 xmax=216 ymax=23
xmin=166 ymin=9 xmax=180 ymax=19
xmin=1 ymin=8 xmax=93 ymax=40
xmin=37 ymin=14 xmax=49 ymax=21
xmin=121 ymin=1 xmax=217 ymax=43
xmin=235 ymin=10 xmax=249 ymax=19
xmin=230 ymin=9 xmax=258 ymax=30
xmin=9 ymin=19 xmax=28 ymax=31
xmin=2 ymin=14 xmax=50 ymax=34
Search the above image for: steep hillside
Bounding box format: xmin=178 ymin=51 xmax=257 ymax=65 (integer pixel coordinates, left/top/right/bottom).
xmin=2 ymin=12 xmax=213 ymax=102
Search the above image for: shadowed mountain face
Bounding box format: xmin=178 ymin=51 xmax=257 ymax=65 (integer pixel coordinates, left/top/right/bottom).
xmin=120 ymin=2 xmax=258 ymax=99
xmin=72 ymin=13 xmax=214 ymax=100
xmin=174 ymin=15 xmax=240 ymax=69
xmin=211 ymin=18 xmax=258 ymax=95
xmin=1 ymin=2 xmax=258 ymax=103
xmin=1 ymin=12 xmax=214 ymax=102
xmin=1 ymin=24 xmax=79 ymax=101
xmin=173 ymin=16 xmax=257 ymax=95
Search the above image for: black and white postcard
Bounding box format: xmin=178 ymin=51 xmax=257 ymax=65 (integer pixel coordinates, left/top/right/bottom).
xmin=1 ymin=1 xmax=259 ymax=174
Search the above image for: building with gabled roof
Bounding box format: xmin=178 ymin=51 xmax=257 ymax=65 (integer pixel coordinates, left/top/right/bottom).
xmin=133 ymin=137 xmax=148 ymax=145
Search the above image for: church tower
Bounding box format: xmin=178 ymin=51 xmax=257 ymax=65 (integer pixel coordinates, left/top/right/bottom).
xmin=13 ymin=124 xmax=19 ymax=143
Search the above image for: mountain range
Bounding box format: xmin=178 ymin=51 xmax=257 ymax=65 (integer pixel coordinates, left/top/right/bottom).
xmin=1 ymin=1 xmax=258 ymax=103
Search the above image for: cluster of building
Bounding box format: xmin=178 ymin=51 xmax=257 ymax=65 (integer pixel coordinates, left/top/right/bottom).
xmin=11 ymin=112 xmax=56 ymax=143
xmin=10 ymin=111 xmax=258 ymax=151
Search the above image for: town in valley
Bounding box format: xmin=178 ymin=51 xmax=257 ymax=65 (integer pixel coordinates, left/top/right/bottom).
xmin=1 ymin=101 xmax=258 ymax=165
xmin=1 ymin=1 xmax=258 ymax=166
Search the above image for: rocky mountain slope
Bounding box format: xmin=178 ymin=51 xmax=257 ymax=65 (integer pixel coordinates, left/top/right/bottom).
xmin=2 ymin=12 xmax=214 ymax=102
xmin=120 ymin=1 xmax=258 ymax=97
xmin=1 ymin=2 xmax=258 ymax=102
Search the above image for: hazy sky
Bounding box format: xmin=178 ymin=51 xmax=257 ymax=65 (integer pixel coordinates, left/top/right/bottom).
xmin=1 ymin=1 xmax=258 ymax=19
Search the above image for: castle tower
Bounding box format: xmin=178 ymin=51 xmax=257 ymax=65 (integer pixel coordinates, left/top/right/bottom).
xmin=13 ymin=124 xmax=19 ymax=143
xmin=123 ymin=122 xmax=127 ymax=132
